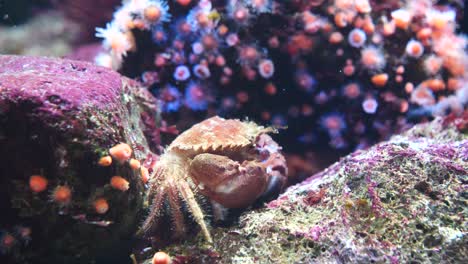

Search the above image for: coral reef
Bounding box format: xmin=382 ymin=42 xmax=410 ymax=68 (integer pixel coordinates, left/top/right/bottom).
xmin=0 ymin=55 xmax=161 ymax=263
xmin=0 ymin=0 xmax=466 ymax=261
xmin=95 ymin=0 xmax=467 ymax=154
xmin=0 ymin=11 xmax=79 ymax=57
xmin=0 ymin=55 xmax=289 ymax=262
xmin=139 ymin=113 xmax=467 ymax=263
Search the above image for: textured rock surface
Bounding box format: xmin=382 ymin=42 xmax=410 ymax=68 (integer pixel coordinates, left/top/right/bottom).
xmin=0 ymin=55 xmax=160 ymax=263
xmin=142 ymin=114 xmax=467 ymax=263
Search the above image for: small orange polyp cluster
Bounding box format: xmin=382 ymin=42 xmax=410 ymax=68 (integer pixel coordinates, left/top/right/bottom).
xmin=28 ymin=142 xmax=149 ymax=219
xmin=99 ymin=143 xmax=149 ymax=187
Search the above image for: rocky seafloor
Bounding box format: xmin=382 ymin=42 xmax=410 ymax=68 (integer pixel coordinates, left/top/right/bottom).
xmin=142 ymin=114 xmax=467 ymax=263
xmin=0 ymin=55 xmax=466 ymax=264
xmin=0 ymin=55 xmax=161 ymax=263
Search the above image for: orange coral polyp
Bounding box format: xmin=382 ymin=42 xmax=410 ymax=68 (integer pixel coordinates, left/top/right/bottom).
xmin=443 ymin=56 xmax=466 ymax=76
xmin=110 ymin=176 xmax=130 ymax=191
xmin=1 ymin=233 xmax=15 ymax=251
xmin=405 ymin=40 xmax=424 ymax=58
xmin=52 ymin=186 xmax=72 ymax=205
xmin=382 ymin=20 xmax=395 ymax=36
xmin=152 ymin=251 xmax=171 ymax=264
xmin=371 ymin=73 xmax=388 ymax=87
xmin=361 ymin=46 xmax=385 ymax=71
xmin=334 ymin=12 xmax=347 ymax=28
xmin=176 ymin=0 xmax=191 ymax=6
xmin=94 ymin=198 xmax=109 ymax=214
xmin=129 ymin=158 xmax=141 ymax=170
xmin=447 ymin=78 xmax=461 ymax=91
xmin=355 ymin=0 xmax=371 ymax=13
xmin=109 ymin=143 xmax=132 ymax=163
xmin=144 ymin=6 xmax=162 ymax=22
xmin=417 ymin=28 xmax=432 ymax=40
xmin=98 ymin=155 xmax=112 ymax=167
xmin=140 ymin=167 xmax=149 ymax=184
xmin=423 ymin=79 xmax=446 ymax=92
xmin=29 ymin=175 xmax=48 ymax=193
xmin=329 ymin=32 xmax=343 ymax=44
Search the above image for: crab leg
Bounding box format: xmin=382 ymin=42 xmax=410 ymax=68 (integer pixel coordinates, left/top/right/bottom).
xmin=176 ymin=179 xmax=213 ymax=243
xmin=139 ymin=188 xmax=166 ymax=235
xmin=167 ymin=183 xmax=186 ymax=238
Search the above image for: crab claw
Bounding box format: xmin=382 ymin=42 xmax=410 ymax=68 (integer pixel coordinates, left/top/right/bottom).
xmin=189 ymin=153 xmax=268 ymax=208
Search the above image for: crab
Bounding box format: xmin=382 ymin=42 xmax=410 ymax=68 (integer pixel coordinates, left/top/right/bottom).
xmin=140 ymin=116 xmax=288 ymax=243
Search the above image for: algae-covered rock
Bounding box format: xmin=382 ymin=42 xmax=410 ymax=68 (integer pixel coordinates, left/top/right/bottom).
xmin=0 ymin=55 xmax=160 ymax=263
xmin=144 ymin=114 xmax=467 ymax=263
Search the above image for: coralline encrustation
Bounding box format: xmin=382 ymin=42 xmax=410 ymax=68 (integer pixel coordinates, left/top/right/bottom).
xmin=0 ymin=55 xmax=161 ymax=263
xmin=140 ymin=113 xmax=467 ymax=263
xmin=95 ymin=0 xmax=467 ymax=153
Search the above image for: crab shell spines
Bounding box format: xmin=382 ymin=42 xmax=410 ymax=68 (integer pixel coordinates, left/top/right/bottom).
xmin=167 ymin=116 xmax=275 ymax=155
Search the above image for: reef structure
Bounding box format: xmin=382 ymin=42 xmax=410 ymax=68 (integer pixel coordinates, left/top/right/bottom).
xmin=0 ymin=55 xmax=290 ymax=263
xmin=0 ymin=55 xmax=161 ymax=263
xmin=139 ymin=113 xmax=467 ymax=263
xmin=94 ymin=0 xmax=467 ymax=154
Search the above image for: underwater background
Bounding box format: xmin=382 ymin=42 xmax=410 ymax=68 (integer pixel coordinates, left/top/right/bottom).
xmin=0 ymin=0 xmax=467 ymax=263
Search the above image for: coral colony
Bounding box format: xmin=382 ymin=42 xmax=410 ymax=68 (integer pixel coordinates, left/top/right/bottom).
xmin=95 ymin=0 xmax=467 ymax=153
xmin=0 ymin=1 xmax=466 ymax=263
xmin=0 ymin=56 xmax=158 ymax=263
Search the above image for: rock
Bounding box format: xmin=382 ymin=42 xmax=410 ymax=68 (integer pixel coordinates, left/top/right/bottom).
xmin=0 ymin=55 xmax=160 ymax=264
xmin=143 ymin=114 xmax=467 ymax=263
xmin=66 ymin=43 xmax=104 ymax=63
